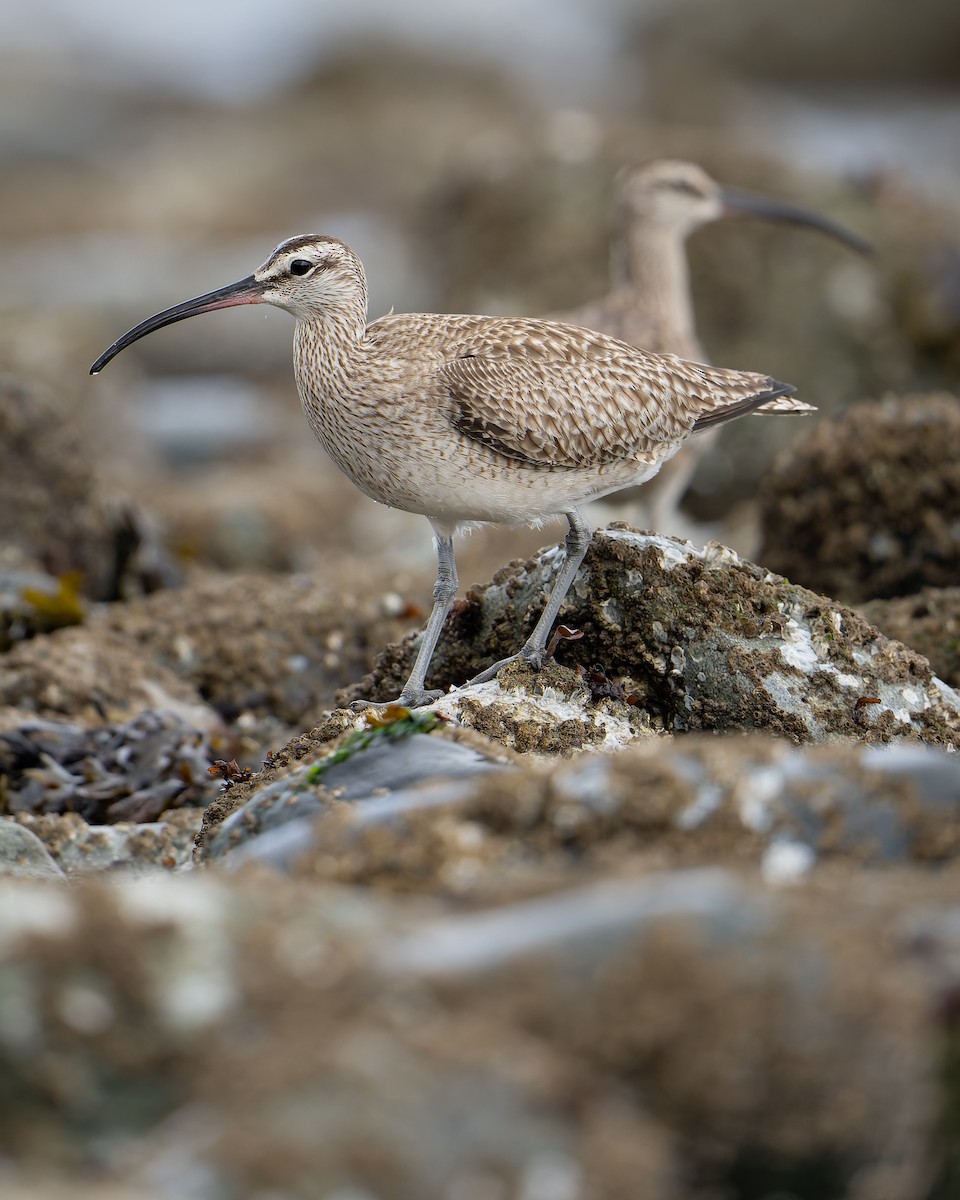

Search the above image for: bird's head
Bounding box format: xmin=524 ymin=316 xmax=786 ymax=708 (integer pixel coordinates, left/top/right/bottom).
xmin=614 ymin=157 xmax=871 ymax=253
xmin=90 ymin=234 xmax=366 ymax=374
xmin=614 ymin=160 xmax=724 ymax=237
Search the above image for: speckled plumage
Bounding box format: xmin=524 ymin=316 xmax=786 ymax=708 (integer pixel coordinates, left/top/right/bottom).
xmin=90 ymin=232 xmax=812 ymax=708
xmin=547 ymin=161 xmax=718 ymax=363
xmin=292 ymin=294 xmax=806 ymax=530
xmin=545 ymin=159 xmax=867 ymax=530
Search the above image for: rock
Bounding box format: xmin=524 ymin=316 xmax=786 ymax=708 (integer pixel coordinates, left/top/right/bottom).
xmin=205 ymin=717 xmax=508 ymax=867
xmin=0 ymin=568 xmax=420 ymax=772
xmin=641 ymin=0 xmax=960 ymax=88
xmin=862 ymin=587 xmax=960 ymax=689
xmin=758 ymin=393 xmax=960 ymax=602
xmin=345 ymin=527 xmax=960 ymax=748
xmin=201 ymin=730 xmax=960 ymax=887
xmin=0 ymin=820 xmax=64 ymax=879
xmin=0 ymin=710 xmax=224 ymax=824
xmin=83 ymin=568 xmax=419 ymax=732
xmin=429 ymin=669 xmax=658 ymax=754
xmin=0 ymin=374 xmax=176 ymax=601
xmin=0 ymin=625 xmax=219 ymax=727
xmin=0 ymin=865 xmax=951 ymax=1197
xmin=16 ymin=809 xmax=201 ymax=875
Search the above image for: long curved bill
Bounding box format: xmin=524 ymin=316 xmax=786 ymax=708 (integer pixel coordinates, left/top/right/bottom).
xmin=719 ymin=187 xmax=872 ymax=255
xmin=90 ymin=275 xmax=265 ymax=374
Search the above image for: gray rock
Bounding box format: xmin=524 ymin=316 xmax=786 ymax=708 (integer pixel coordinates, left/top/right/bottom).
xmin=377 ymin=868 xmax=763 ymax=976
xmin=0 ymin=820 xmax=64 ymax=879
xmin=348 ymin=528 xmax=960 ymax=748
xmin=204 ymin=729 xmax=507 ymax=862
xmin=208 ymin=732 xmax=960 ymax=882
xmin=0 ymin=866 xmax=947 ymax=1198
xmin=31 ymin=812 xmax=202 ymax=876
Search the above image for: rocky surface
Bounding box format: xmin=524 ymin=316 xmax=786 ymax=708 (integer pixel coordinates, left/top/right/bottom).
xmin=3 ymin=21 xmax=960 ymax=1198
xmin=0 ymin=810 xmax=200 ymax=878
xmin=0 ymin=374 xmax=175 ymax=602
xmin=346 ymin=527 xmax=960 ymax=748
xmin=642 ymin=0 xmax=960 ymax=88
xmin=758 ymin=393 xmax=960 ymax=603
xmin=0 ymin=821 xmax=64 ymax=879
xmin=0 ymin=844 xmax=956 ymax=1197
xmin=200 ymin=717 xmax=960 ymax=879
xmin=0 ymin=568 xmax=418 ymax=729
xmin=0 ymin=567 xmax=425 ymax=831
xmin=863 ymin=587 xmax=960 ymax=690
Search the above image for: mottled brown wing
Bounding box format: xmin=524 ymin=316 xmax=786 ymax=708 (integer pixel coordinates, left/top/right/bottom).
xmin=440 ymin=327 xmax=793 ymax=469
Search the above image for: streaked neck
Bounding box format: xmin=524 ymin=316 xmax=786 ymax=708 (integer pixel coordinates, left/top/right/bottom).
xmin=610 ymin=222 xmax=695 ymax=346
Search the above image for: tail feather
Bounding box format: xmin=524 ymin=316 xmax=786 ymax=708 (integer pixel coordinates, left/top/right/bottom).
xmin=691 ymin=376 xmax=812 ymax=431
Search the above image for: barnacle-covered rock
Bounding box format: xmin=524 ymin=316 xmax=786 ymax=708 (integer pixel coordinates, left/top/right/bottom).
xmin=345 ymin=527 xmax=960 ymax=748
xmin=758 ymin=394 xmax=960 ymax=603
xmin=862 ymin=587 xmax=960 ymax=690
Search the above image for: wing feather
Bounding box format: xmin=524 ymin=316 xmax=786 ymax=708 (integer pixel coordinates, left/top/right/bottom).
xmin=438 ymin=323 xmax=798 ymax=469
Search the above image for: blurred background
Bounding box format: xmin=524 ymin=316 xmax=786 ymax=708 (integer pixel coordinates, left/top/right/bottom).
xmin=3 ymin=0 xmax=960 ymax=595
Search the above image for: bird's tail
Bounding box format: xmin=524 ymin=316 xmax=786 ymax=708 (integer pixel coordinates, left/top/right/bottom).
xmin=671 ymin=359 xmax=814 ymax=431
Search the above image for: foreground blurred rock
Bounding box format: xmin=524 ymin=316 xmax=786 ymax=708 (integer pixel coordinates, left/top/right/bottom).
xmin=0 ymin=854 xmax=954 ymax=1197
xmin=346 ymin=527 xmax=960 ymax=748
xmin=759 ymin=393 xmax=960 ymax=603
xmin=200 ymin=722 xmax=960 ymax=881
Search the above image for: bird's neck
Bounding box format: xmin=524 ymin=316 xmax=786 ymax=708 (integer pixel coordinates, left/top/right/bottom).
xmin=610 ymin=223 xmax=696 ymax=345
xmin=295 ymin=293 xmax=368 ymax=380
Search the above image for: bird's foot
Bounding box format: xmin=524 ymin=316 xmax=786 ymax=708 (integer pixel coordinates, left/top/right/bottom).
xmin=349 ymin=687 xmax=444 ymax=715
xmin=465 ymin=647 xmax=546 ymax=689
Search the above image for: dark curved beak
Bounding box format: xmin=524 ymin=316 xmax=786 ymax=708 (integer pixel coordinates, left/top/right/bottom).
xmin=90 ymin=275 xmax=265 ymax=374
xmin=719 ymin=187 xmax=872 ymax=255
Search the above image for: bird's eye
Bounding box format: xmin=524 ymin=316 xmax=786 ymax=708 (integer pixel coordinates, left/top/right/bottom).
xmin=668 ymin=180 xmax=702 ymax=197
xmin=289 ymin=259 xmax=313 ymax=276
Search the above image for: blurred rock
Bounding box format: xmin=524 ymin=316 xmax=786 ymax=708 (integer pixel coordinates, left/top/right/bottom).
xmin=863 ymin=588 xmax=960 ymax=689
xmin=200 ymin=725 xmax=960 ymax=885
xmin=86 ymin=568 xmax=420 ymax=734
xmin=0 ymin=374 xmax=177 ymax=602
xmin=0 ymin=712 xmax=221 ymax=824
xmin=16 ymin=809 xmax=201 ymax=876
xmin=206 ymin=718 xmax=508 ymax=868
xmin=639 ymin=0 xmax=960 ymax=89
xmin=346 ymin=527 xmax=960 ymax=748
xmin=0 ymin=821 xmax=64 ymax=879
xmin=0 ymin=569 xmax=418 ymax=733
xmin=0 ymin=626 xmax=217 ymax=727
xmin=0 ymin=864 xmax=951 ymax=1197
xmin=758 ymin=393 xmax=960 ymax=602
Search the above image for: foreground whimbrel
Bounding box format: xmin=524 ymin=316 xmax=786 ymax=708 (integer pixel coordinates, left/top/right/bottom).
xmin=548 ymin=159 xmax=869 ymax=531
xmin=91 ymin=235 xmax=812 ymax=708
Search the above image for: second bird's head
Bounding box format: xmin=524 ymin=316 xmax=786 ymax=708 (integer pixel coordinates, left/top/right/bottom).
xmin=613 ymin=158 xmax=870 ymax=253
xmin=90 ymin=235 xmax=363 ymax=374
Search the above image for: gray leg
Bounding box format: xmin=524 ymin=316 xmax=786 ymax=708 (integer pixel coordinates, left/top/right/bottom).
xmin=353 ymin=527 xmax=459 ymax=711
xmin=468 ymin=509 xmax=591 ymax=686
xmin=396 ymin=530 xmax=459 ymax=706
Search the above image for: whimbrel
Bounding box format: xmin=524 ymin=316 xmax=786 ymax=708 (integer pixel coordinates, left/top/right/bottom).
xmin=548 ymin=159 xmax=869 ymax=532
xmin=91 ymin=235 xmax=812 ymax=708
